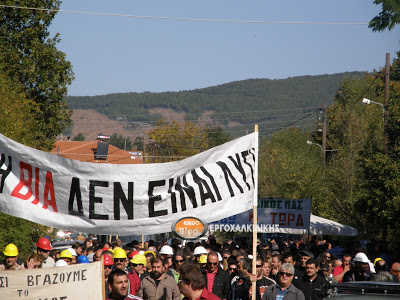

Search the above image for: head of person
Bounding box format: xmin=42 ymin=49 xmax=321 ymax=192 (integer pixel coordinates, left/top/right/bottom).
xmin=390 ymin=262 xmax=400 ymax=280
xmin=262 ymin=260 xmax=272 ymax=277
xmin=256 ymin=257 xmax=264 ymax=278
xmin=239 ymin=257 xmax=252 ymax=276
xmin=320 ymin=263 xmax=331 ymax=277
xmin=228 ymin=262 xmax=238 ymax=276
xmin=374 ymin=259 xmax=388 ymax=273
xmin=104 ymin=254 xmax=114 ymax=279
xmin=299 ymin=251 xmax=313 ymax=268
xmin=354 ymin=253 xmax=370 ymax=273
xmin=271 ymin=253 xmax=282 ymax=270
xmin=278 ymin=263 xmax=295 ymax=289
xmin=179 ymin=263 xmax=206 ymax=298
xmin=283 ymin=253 xmax=296 ymax=265
xmin=113 ymin=247 xmax=127 ymax=270
xmin=130 ymin=254 xmax=147 ymax=274
xmin=67 ymin=248 xmax=77 ymax=265
xmin=305 ymin=258 xmax=319 ymax=280
xmin=108 ymin=269 xmax=129 ymax=298
xmin=36 ymin=238 xmax=52 ymax=259
xmin=206 ymin=252 xmax=219 ymax=273
xmin=173 ymin=249 xmax=186 ymax=271
xmin=59 ymin=249 xmax=73 ymax=265
xmin=3 ymin=244 xmax=19 ymax=269
xmin=151 ymin=257 xmax=166 ymax=280
xmin=24 ymin=252 xmax=44 ymax=269
xmin=159 ymin=245 xmax=174 ymax=268
xmin=342 ymin=253 xmax=352 ymax=267
xmin=93 ymin=248 xmax=103 ymax=262
xmin=72 ymin=242 xmax=83 ymax=256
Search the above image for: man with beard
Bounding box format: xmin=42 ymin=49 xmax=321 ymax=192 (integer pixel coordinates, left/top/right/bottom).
xmin=342 ymin=253 xmax=372 ymax=282
xmin=0 ymin=244 xmax=24 ymax=271
xmin=106 ymin=269 xmax=144 ymax=300
xmin=296 ymin=258 xmax=327 ymax=300
xmin=138 ymin=258 xmax=181 ymax=300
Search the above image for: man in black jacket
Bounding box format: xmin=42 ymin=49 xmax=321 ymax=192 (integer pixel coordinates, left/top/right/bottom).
xmin=202 ymin=251 xmax=230 ymax=300
xmin=296 ymin=258 xmax=327 ymax=300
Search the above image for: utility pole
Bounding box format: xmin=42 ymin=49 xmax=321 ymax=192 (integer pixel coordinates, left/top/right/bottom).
xmin=384 ymin=53 xmax=390 ymax=154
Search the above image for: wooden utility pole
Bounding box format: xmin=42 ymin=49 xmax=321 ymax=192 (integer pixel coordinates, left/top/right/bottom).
xmin=322 ymin=105 xmax=327 ymax=164
xmin=384 ymin=53 xmax=390 ymax=154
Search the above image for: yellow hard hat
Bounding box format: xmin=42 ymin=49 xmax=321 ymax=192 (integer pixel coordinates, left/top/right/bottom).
xmin=144 ymin=250 xmax=156 ymax=258
xmin=60 ymin=249 xmax=73 ymax=259
xmin=130 ymin=254 xmax=147 ymax=265
xmin=3 ymin=244 xmax=18 ymax=257
xmin=113 ymin=247 xmax=127 ymax=259
xmin=198 ymin=254 xmax=207 ymax=264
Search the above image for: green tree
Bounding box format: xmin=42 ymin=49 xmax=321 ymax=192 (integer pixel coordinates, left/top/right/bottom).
xmin=0 ymin=1 xmax=74 ymax=150
xmin=109 ymin=133 xmax=132 ymax=150
xmin=369 ymin=0 xmax=400 ymax=31
xmin=72 ymin=133 xmax=85 ymax=141
xmin=205 ymin=126 xmax=232 ymax=147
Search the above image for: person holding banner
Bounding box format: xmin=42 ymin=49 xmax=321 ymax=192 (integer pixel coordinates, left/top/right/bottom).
xmin=36 ymin=237 xmax=55 ymax=268
xmin=0 ymin=243 xmax=24 ymax=270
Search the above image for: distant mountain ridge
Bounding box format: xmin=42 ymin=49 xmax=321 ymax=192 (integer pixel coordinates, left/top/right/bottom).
xmin=65 ymin=72 xmax=365 ymax=137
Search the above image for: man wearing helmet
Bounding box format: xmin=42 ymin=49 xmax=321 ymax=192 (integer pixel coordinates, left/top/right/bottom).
xmin=0 ymin=244 xmax=24 ymax=270
xmin=36 ymin=237 xmax=55 ymax=268
xmin=343 ymin=252 xmax=372 ymax=282
xmin=114 ymin=247 xmax=141 ymax=295
xmin=59 ymin=249 xmax=73 ymax=265
xmin=130 ymin=254 xmax=149 ymax=280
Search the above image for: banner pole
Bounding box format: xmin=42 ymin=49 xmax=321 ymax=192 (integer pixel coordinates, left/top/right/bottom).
xmin=101 ymin=256 xmax=106 ymax=300
xmin=251 ymin=125 xmax=259 ymax=300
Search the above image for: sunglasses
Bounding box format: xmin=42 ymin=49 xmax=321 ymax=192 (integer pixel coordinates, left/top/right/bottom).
xmin=256 ymin=265 xmax=262 ymax=268
xmin=207 ymin=262 xmax=218 ymax=266
xmin=114 ymin=258 xmax=125 ymax=262
xmin=104 ymin=265 xmax=113 ymax=269
xmin=279 ymin=272 xmax=293 ymax=277
xmin=229 ymin=267 xmax=237 ymax=271
xmin=175 ymin=259 xmax=184 ymax=263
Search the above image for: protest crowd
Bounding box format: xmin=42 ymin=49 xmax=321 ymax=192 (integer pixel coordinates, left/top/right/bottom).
xmin=1 ymin=234 xmax=400 ymax=300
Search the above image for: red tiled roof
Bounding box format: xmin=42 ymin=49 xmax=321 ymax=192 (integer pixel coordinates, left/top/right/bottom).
xmin=49 ymin=141 xmax=143 ymax=164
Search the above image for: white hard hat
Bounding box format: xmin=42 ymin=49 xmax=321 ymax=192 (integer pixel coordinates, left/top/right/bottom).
xmin=67 ymin=248 xmax=77 ymax=256
xmin=217 ymin=252 xmax=223 ymax=262
xmin=159 ymin=245 xmax=174 ymax=255
xmin=354 ymin=252 xmax=370 ymax=264
xmin=193 ymin=246 xmax=208 ymax=256
xmin=55 ymin=259 xmax=68 ymax=267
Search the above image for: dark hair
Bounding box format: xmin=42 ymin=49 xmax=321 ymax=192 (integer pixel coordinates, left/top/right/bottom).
xmin=72 ymin=242 xmax=82 ymax=250
xmin=283 ymin=252 xmax=295 ymax=262
xmin=241 ymin=257 xmax=252 ymax=273
xmin=108 ymin=269 xmax=128 ymax=285
xmin=306 ymin=258 xmax=319 ymax=267
xmin=272 ymin=253 xmax=282 ymax=262
xmin=179 ymin=264 xmax=205 ymax=290
xmin=151 ymin=257 xmax=163 ymax=265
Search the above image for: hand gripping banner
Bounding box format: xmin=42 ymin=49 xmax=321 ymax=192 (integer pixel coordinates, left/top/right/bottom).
xmin=0 ymin=133 xmax=257 ymax=235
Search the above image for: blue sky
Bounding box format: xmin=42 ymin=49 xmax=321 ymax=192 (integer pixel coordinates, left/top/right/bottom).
xmin=48 ymin=1 xmax=400 ymax=96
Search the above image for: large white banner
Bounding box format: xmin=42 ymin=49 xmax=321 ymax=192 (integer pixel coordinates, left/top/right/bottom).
xmin=0 ymin=261 xmax=103 ymax=299
xmin=0 ymin=133 xmax=256 ymax=235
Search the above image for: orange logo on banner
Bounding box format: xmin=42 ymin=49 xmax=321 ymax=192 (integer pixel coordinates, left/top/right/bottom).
xmin=172 ymin=217 xmax=207 ymax=239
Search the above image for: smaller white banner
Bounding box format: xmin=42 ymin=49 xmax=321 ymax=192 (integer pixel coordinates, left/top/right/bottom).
xmin=0 ymin=261 xmax=103 ymax=299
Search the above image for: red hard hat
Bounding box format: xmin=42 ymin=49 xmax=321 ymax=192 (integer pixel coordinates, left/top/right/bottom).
xmin=128 ymin=250 xmax=139 ymax=259
xmin=103 ymin=254 xmax=114 ymax=266
xmin=36 ymin=238 xmax=52 ymax=251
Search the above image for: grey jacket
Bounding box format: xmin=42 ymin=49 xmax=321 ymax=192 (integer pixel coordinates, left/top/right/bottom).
xmin=137 ymin=274 xmax=181 ymax=300
xmin=262 ymin=284 xmax=305 ymax=300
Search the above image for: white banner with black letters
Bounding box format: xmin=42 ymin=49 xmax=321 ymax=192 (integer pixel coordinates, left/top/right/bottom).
xmin=0 ymin=133 xmax=256 ymax=235
xmin=0 ymin=261 xmax=103 ymax=299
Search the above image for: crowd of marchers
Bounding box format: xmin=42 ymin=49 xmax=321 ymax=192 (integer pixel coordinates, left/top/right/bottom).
xmin=1 ymin=235 xmax=400 ymax=300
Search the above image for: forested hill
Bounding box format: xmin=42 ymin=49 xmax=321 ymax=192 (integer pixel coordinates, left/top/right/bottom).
xmin=66 ymin=72 xmax=365 ymax=126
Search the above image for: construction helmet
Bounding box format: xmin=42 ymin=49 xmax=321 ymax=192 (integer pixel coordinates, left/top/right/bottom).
xmin=113 ymin=247 xmax=127 ymax=259
xmin=55 ymin=260 xmax=68 ymax=267
xmin=128 ymin=250 xmax=139 ymax=259
xmin=60 ymin=249 xmax=73 ymax=259
xmin=143 ymin=250 xmax=156 ymax=258
xmin=77 ymin=255 xmax=89 ymax=264
xmin=193 ymin=246 xmax=208 ymax=256
xmin=130 ymin=254 xmax=147 ymax=265
xmin=104 ymin=254 xmax=114 ymax=266
xmin=159 ymin=245 xmax=174 ymax=255
xmin=3 ymin=244 xmax=18 ymax=257
xmin=36 ymin=238 xmax=52 ymax=251
xmin=198 ymin=254 xmax=207 ymax=264
xmin=67 ymin=248 xmax=77 ymax=257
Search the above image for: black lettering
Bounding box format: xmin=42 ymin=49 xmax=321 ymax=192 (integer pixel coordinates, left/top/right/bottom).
xmin=36 ymin=274 xmax=41 ymax=285
xmin=89 ymin=180 xmax=109 ymax=220
xmin=113 ymin=182 xmax=134 ymax=220
xmin=148 ymin=180 xmax=167 ymax=217
xmin=242 ymin=149 xmax=255 ymax=186
xmin=0 ymin=154 xmax=12 ymax=193
xmin=200 ymin=167 xmax=222 ymax=201
xmin=27 ymin=275 xmax=34 ymax=286
xmin=68 ymin=177 xmax=84 ymax=216
xmin=73 ymin=271 xmax=80 ymax=281
xmin=66 ymin=271 xmax=72 ymax=282
xmin=229 ymin=153 xmax=250 ymax=190
xmin=82 ymin=270 xmax=87 ymax=281
xmin=298 ymin=200 xmax=302 ymax=210
xmin=277 ymin=200 xmax=282 ymax=209
xmin=175 ymin=175 xmax=197 ymax=211
xmin=52 ymin=273 xmax=58 ymax=284
xmin=60 ymin=297 xmax=68 ymax=300
xmin=216 ymin=161 xmax=244 ymax=197
xmin=59 ymin=273 xmax=65 ymax=283
xmin=168 ymin=178 xmax=178 ymax=213
xmin=43 ymin=274 xmax=51 ymax=285
xmin=191 ymin=170 xmax=216 ymax=205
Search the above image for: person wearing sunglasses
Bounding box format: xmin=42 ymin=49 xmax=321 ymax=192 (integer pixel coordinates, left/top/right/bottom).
xmin=171 ymin=249 xmax=187 ymax=284
xmin=262 ymin=263 xmax=305 ymax=300
xmin=201 ymin=252 xmax=230 ymax=300
xmin=104 ymin=254 xmax=115 ymax=298
xmin=36 ymin=237 xmax=55 ymax=268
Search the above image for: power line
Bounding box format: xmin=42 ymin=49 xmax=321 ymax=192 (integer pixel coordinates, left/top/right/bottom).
xmin=0 ymin=5 xmax=369 ymax=26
